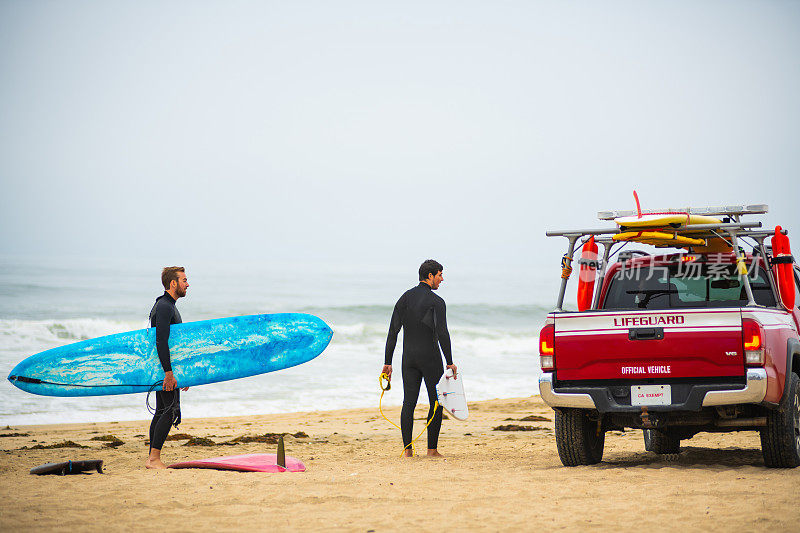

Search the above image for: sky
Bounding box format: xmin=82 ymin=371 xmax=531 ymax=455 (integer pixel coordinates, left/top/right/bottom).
xmin=1 ymin=1 xmax=799 ymax=272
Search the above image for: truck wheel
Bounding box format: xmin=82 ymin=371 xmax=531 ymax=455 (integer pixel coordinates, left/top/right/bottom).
xmin=760 ymin=372 xmax=800 ymax=468
xmin=643 ymin=429 xmax=680 ymax=454
xmin=554 ymin=408 xmax=604 ymax=466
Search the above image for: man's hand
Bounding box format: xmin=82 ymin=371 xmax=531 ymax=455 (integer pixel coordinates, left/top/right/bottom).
xmin=163 ymin=371 xmax=177 ymax=391
xmin=381 ymin=364 xmax=392 ymax=380
xmin=446 ymin=364 xmax=458 ymax=379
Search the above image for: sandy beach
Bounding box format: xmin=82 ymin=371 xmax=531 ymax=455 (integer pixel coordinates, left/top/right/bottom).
xmin=1 ymin=395 xmax=798 ymax=532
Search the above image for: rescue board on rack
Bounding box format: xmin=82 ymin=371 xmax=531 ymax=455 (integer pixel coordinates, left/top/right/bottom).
xmin=614 ymin=213 xmax=721 ymax=228
xmin=436 ymin=368 xmax=468 ymax=421
xmin=613 ymin=231 xmax=706 ymax=248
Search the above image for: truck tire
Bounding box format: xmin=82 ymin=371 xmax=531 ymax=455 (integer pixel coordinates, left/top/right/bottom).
xmin=643 ymin=429 xmax=680 ymax=454
xmin=760 ymin=372 xmax=800 ymax=468
xmin=554 ymin=408 xmax=604 ymax=466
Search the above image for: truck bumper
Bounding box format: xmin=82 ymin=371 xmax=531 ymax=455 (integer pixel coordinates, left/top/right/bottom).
xmin=538 ymin=369 xmax=768 ymax=412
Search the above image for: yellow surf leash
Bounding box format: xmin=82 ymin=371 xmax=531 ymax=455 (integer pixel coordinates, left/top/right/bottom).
xmin=379 ymin=372 xmax=439 ymax=457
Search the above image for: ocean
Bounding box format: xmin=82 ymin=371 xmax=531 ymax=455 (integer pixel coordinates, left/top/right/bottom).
xmin=0 ymin=256 xmax=559 ymax=426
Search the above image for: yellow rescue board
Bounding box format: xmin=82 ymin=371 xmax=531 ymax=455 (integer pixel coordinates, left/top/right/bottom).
xmin=613 ymin=231 xmax=706 ymax=247
xmin=614 ymin=213 xmax=722 ymax=228
xmin=687 ymin=237 xmax=734 ymax=253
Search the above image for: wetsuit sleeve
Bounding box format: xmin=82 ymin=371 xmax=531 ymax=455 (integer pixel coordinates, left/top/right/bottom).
xmin=435 ymin=299 xmax=453 ymax=365
xmin=154 ymin=303 xmax=173 ymax=372
xmin=384 ymin=294 xmax=405 ymax=365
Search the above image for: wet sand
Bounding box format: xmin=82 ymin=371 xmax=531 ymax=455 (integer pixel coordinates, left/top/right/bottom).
xmin=1 ymin=396 xmax=798 ymax=531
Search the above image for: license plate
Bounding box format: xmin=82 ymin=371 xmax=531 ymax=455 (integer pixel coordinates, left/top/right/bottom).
xmin=631 ymin=384 xmax=671 ymax=406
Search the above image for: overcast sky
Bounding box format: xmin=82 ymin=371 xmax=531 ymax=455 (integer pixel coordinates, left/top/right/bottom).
xmin=2 ymin=1 xmax=799 ymax=270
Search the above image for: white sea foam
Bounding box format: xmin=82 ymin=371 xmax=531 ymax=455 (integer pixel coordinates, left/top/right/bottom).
xmin=0 ymin=258 xmax=554 ymax=425
xmin=331 ymin=322 xmax=370 ymax=337
xmin=0 ymin=317 xmax=543 ymax=425
xmin=0 ymin=318 xmax=144 ymax=350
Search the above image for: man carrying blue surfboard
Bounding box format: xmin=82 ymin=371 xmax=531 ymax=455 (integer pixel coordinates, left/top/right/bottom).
xmin=383 ymin=259 xmax=457 ymax=457
xmin=145 ymin=266 xmax=189 ymax=469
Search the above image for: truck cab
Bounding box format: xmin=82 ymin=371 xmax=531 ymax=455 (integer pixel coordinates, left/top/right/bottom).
xmin=539 ymin=204 xmax=800 ymax=467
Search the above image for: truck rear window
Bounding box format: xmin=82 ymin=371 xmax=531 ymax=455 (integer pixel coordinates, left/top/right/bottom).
xmin=602 ymin=264 xmax=776 ymax=310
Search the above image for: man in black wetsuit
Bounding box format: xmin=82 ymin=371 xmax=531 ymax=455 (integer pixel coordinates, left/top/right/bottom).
xmin=383 ymin=259 xmax=457 ymax=457
xmin=145 ymin=266 xmax=189 ymax=469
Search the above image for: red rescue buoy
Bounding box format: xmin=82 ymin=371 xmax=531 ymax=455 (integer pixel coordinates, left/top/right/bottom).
xmin=772 ymin=226 xmax=796 ymax=311
xmin=577 ymin=236 xmax=599 ymax=312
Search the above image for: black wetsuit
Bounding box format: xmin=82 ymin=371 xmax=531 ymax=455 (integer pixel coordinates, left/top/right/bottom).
xmin=148 ymin=292 xmax=182 ymax=451
xmin=385 ymin=282 xmax=453 ymax=449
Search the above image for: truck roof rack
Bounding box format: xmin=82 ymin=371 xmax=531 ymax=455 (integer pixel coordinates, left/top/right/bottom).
xmin=546 ymin=221 xmax=763 ymax=239
xmin=546 ymin=205 xmax=786 ymax=312
xmin=597 ymin=204 xmax=768 ymax=221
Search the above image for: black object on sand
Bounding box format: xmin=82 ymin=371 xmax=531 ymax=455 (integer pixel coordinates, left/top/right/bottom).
xmin=30 ymin=460 xmax=103 ymax=475
xmin=277 ymin=435 xmax=286 ymax=468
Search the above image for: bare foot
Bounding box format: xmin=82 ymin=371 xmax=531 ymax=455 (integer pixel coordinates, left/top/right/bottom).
xmin=426 ymin=449 xmax=444 ymax=457
xmin=145 ymin=458 xmax=167 ymax=469
xmin=402 ymin=449 xmax=413 ymax=458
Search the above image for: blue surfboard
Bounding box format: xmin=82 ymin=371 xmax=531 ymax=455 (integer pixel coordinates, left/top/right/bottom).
xmin=7 ymin=313 xmax=333 ymax=397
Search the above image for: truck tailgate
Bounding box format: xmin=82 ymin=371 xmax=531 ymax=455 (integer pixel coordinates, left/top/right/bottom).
xmin=553 ymin=309 xmax=745 ymax=381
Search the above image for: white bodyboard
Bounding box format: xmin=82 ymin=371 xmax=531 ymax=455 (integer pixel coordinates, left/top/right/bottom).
xmin=436 ymin=368 xmax=468 ymax=421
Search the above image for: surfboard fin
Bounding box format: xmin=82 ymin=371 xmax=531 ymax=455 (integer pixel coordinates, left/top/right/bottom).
xmin=277 ymin=435 xmax=286 ymax=468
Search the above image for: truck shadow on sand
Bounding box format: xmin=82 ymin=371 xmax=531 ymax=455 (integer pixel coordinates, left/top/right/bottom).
xmin=602 ymin=446 xmax=765 ymax=469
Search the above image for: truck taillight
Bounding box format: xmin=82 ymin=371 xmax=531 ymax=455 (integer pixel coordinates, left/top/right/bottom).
xmin=539 ymin=323 xmax=555 ymax=370
xmin=742 ymin=318 xmax=765 ymax=366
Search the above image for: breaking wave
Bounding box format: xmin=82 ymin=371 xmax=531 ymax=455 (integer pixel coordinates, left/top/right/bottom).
xmin=1 ymin=310 xmax=545 ymax=425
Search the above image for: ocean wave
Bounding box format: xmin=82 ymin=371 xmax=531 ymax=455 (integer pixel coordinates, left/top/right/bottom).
xmin=330 ymin=321 xmax=538 ymax=340
xmin=331 ymin=322 xmax=370 ymax=337
xmin=300 ymin=303 xmax=551 ymax=325
xmin=0 ymin=318 xmax=145 ymax=350
xmin=0 ymin=317 xmax=540 ymax=352
xmin=0 ymin=317 xmax=543 ymax=426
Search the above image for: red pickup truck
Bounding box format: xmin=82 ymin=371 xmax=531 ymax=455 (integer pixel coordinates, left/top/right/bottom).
xmin=538 ymin=205 xmax=800 ymax=467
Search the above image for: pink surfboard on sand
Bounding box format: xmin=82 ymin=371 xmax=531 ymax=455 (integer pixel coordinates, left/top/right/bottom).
xmin=168 ymin=453 xmax=305 ymax=473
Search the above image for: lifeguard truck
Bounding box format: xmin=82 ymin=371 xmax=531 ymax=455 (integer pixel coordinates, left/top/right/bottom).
xmin=539 ymin=203 xmax=800 ymax=467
